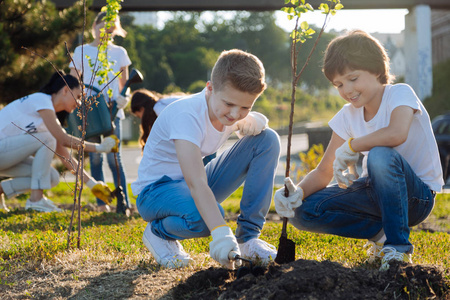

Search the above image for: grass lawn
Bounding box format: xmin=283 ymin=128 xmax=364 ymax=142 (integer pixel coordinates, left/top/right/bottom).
xmin=0 ymin=183 xmax=449 ymax=298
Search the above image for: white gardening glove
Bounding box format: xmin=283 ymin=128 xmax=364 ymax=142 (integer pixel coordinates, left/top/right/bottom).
xmin=115 ymin=94 xmax=130 ymax=109
xmin=274 ymin=177 xmax=304 ymax=218
xmin=333 ymin=138 xmax=360 ymax=189
xmin=209 ymin=226 xmax=240 ymax=269
xmin=86 ymin=179 xmax=113 ymax=204
xmin=232 ymin=112 xmax=268 ymax=136
xmin=95 ymin=137 xmax=117 ymax=153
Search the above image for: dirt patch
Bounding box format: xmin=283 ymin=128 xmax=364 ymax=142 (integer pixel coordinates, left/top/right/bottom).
xmin=170 ymin=259 xmax=450 ymax=300
xmin=1 ymin=248 xmax=449 ymax=299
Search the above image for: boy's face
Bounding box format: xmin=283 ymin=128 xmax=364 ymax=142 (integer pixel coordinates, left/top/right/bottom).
xmin=331 ymin=68 xmax=384 ymax=109
xmin=206 ymin=82 xmax=258 ymax=130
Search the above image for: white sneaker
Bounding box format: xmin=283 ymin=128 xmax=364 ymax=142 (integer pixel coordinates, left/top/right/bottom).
xmin=364 ymin=241 xmax=384 ymax=263
xmin=142 ymin=223 xmax=192 ymax=268
xmin=379 ymin=246 xmax=412 ymax=271
xmin=239 ymin=238 xmax=277 ymax=264
xmin=1 ymin=194 xmax=10 ymax=212
xmin=25 ymin=197 xmax=62 ymax=212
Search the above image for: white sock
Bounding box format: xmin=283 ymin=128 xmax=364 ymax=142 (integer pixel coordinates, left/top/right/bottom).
xmin=375 ymin=234 xmax=386 ymax=244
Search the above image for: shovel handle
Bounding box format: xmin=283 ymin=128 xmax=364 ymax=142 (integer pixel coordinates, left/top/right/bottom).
xmin=228 ymin=251 xmax=240 ymax=260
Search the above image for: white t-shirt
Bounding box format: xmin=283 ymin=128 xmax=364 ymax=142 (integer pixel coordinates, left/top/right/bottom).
xmin=153 ymin=96 xmax=181 ymax=116
xmin=329 ymin=83 xmax=444 ymax=192
xmin=131 ymin=89 xmax=235 ymax=195
xmin=69 ymin=44 xmax=132 ymax=120
xmin=0 ymin=93 xmax=54 ymax=139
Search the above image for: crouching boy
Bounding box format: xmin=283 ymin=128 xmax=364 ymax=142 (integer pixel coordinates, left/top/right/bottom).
xmin=131 ymin=49 xmax=281 ymax=268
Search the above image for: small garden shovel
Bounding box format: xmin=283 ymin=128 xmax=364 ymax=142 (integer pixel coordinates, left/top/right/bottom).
xmin=274 ymin=100 xmax=296 ymax=265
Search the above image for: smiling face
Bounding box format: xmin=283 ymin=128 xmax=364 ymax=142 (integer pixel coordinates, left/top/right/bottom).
xmin=332 ymin=68 xmax=385 ymax=112
xmin=206 ymin=81 xmax=259 ymax=131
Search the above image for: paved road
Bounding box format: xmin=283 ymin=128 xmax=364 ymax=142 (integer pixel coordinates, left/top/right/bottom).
xmin=63 ymin=134 xmax=310 ymax=187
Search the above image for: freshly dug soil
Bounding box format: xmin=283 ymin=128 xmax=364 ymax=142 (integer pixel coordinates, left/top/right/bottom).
xmin=171 ymin=259 xmax=449 ymax=300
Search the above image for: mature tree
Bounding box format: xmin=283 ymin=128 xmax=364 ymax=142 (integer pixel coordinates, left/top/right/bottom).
xmin=202 ymin=12 xmax=292 ymax=84
xmin=293 ymin=25 xmax=336 ymax=92
xmin=115 ymin=11 xmax=335 ymax=93
xmin=0 ymin=0 xmax=87 ymax=104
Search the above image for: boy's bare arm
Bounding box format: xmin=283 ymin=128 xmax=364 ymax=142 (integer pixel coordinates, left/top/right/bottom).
xmin=175 ymin=139 xmax=226 ymax=231
xmin=351 ymin=106 xmax=415 ymax=152
xmin=299 ymin=132 xmax=344 ymax=198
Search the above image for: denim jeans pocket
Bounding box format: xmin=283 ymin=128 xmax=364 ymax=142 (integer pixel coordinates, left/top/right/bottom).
xmin=408 ymin=196 xmax=435 ymax=226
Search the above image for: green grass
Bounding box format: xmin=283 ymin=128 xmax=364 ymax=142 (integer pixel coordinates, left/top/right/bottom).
xmin=1 ymin=183 xmax=449 ymax=286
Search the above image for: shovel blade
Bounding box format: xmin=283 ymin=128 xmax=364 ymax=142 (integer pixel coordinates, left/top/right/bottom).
xmin=275 ymin=235 xmax=296 ymax=264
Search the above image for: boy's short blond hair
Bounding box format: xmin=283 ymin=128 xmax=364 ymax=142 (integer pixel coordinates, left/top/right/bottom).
xmin=323 ymin=30 xmax=394 ymax=84
xmin=211 ymin=49 xmax=266 ymax=95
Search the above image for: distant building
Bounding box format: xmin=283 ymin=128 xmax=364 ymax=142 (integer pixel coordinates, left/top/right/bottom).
xmin=431 ymin=9 xmax=450 ymax=65
xmin=372 ymin=33 xmax=406 ymax=79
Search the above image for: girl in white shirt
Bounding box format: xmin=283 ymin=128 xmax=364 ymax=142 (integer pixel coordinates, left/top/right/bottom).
xmin=70 ymin=11 xmax=132 ymax=213
xmin=0 ymin=71 xmax=117 ymax=212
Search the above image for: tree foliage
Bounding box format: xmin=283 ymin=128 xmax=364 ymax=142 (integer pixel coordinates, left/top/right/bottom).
xmin=113 ymin=11 xmax=335 ymax=93
xmin=0 ymin=0 xmax=87 ymax=103
xmin=423 ymin=58 xmax=450 ymax=120
xmin=0 ymin=5 xmax=337 ymax=104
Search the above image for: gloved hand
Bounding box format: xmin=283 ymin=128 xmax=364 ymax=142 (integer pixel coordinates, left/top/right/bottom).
xmin=209 ymin=225 xmax=240 ymax=269
xmin=274 ymin=177 xmax=304 ymax=218
xmin=115 ymin=94 xmax=130 ymax=109
xmin=232 ymin=112 xmax=268 ymax=136
xmin=109 ymin=134 xmax=120 ymax=153
xmin=86 ymin=179 xmax=113 ymax=204
xmin=95 ymin=136 xmax=116 ymax=153
xmin=333 ymin=138 xmax=360 ymax=189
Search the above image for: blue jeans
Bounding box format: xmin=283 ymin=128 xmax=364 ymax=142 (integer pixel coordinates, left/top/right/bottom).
xmin=88 ymin=117 xmax=130 ymax=210
xmin=291 ymin=147 xmax=435 ymax=254
xmin=136 ymin=128 xmax=281 ymax=243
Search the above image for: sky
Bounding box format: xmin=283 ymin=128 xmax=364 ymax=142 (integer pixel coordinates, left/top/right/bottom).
xmin=156 ymin=9 xmax=409 ymax=34
xmin=274 ymin=9 xmax=408 ymax=34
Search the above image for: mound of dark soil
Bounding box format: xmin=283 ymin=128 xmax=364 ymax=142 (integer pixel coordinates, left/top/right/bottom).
xmin=171 ymin=259 xmax=449 ymax=300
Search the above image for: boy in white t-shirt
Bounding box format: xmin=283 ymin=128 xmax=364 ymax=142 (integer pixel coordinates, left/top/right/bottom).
xmin=274 ymin=30 xmax=443 ymax=271
xmin=131 ymin=49 xmax=281 ymax=269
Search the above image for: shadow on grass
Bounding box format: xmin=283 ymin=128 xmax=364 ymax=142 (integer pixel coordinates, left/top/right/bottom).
xmin=65 ymin=269 xmax=146 ymax=300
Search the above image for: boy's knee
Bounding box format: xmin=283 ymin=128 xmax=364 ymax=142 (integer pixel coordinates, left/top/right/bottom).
xmin=255 ymin=128 xmax=281 ymax=153
xmin=367 ymin=147 xmax=397 ymax=173
xmin=185 ymin=211 xmax=210 ymax=236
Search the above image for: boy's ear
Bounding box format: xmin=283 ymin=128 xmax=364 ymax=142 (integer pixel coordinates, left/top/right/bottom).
xmin=206 ymin=81 xmax=213 ymax=92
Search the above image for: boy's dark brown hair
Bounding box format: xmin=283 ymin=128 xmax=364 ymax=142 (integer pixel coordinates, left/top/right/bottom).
xmin=211 ymin=49 xmax=267 ymax=95
xmin=323 ymin=30 xmax=394 ymax=84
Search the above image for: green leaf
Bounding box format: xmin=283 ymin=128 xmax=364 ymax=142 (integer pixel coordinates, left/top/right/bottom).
xmin=335 ymin=3 xmax=344 ymax=10
xmin=319 ymin=3 xmax=329 ymax=13
xmin=306 ymin=28 xmax=316 ymax=35
xmin=300 ymin=21 xmax=309 ymax=30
